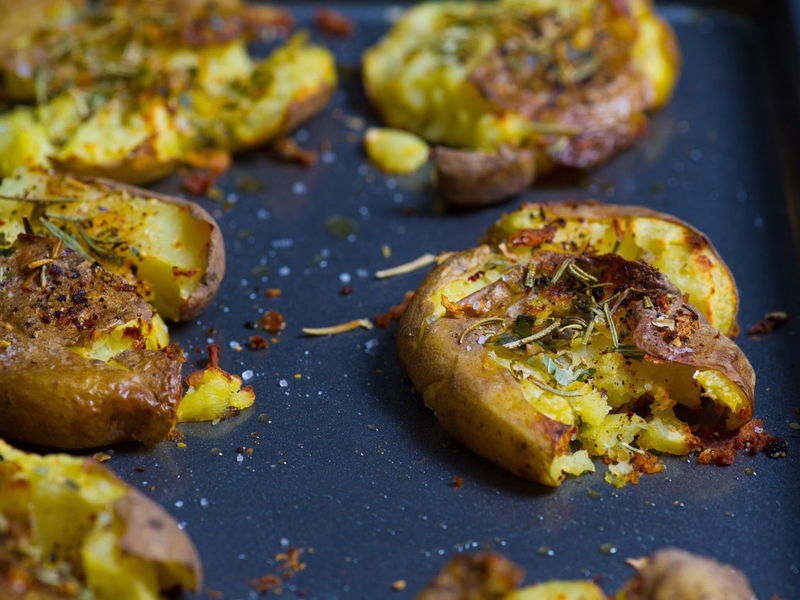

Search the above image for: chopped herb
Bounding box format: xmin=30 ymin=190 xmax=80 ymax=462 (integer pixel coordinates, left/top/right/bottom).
xmin=459 ymin=317 xmax=504 ymax=344
xmin=614 ymin=344 xmax=645 ymax=359
xmin=492 ymin=332 xmax=519 ymax=347
xmin=502 ymin=319 xmax=560 ymax=349
xmin=40 ymin=218 xmax=92 ymax=261
xmin=513 ymin=315 xmax=536 ymax=338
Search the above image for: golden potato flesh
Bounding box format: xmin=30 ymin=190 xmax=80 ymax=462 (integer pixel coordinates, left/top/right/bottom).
xmin=0 ymin=1 xmax=336 ymax=183
xmin=364 ymin=0 xmax=680 ymax=203
xmin=0 ymin=168 xmax=224 ymax=321
xmin=398 ymin=243 xmax=753 ymax=487
xmin=0 ymin=438 xmax=202 ymax=599
xmin=486 ymin=202 xmax=739 ymax=336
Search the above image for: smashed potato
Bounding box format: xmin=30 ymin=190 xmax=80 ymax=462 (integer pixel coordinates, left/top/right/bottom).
xmin=0 ymin=168 xmax=224 ymax=321
xmin=398 ymin=204 xmax=753 ymax=486
xmin=417 ymin=549 xmax=757 ymax=600
xmin=0 ymin=438 xmax=202 ymax=598
xmin=0 ymin=0 xmax=335 ymax=183
xmin=0 ymin=233 xmax=184 ymax=449
xmin=363 ymin=0 xmax=679 ymax=205
xmin=364 ymin=127 xmax=430 ymax=174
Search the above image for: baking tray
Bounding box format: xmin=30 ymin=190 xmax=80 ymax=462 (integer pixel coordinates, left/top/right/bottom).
xmin=99 ymin=1 xmax=800 ymax=598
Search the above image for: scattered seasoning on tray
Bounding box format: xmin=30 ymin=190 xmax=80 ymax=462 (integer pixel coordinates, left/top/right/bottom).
xmin=696 ymin=420 xmax=786 ymax=464
xmin=92 ymin=451 xmax=112 ymax=463
xmin=391 ymin=580 xmax=407 ymax=591
xmin=374 ymin=291 xmax=414 ymax=328
xmin=748 ymin=311 xmax=789 ymax=336
xmin=381 ymin=244 xmax=392 ymax=258
xmin=448 ymin=476 xmax=464 ymax=488
xmin=537 ymin=546 xmax=555 ymax=557
xmin=249 ymin=335 xmax=269 ymax=350
xmin=271 ymin=138 xmax=318 ymax=167
xmin=265 ymin=288 xmax=281 ymax=297
xmin=205 ymin=589 xmax=223 ymax=599
xmin=181 ymin=170 xmax=217 ymax=195
xmin=313 ymin=7 xmax=355 ymax=36
xmin=339 ymin=284 xmax=354 ymax=296
xmin=586 ymin=489 xmax=602 ymax=500
xmin=599 ymin=544 xmax=618 ymax=555
xmin=260 ymin=310 xmax=287 ymax=333
xmin=325 ymin=216 xmax=359 ymax=239
xmin=375 ymin=253 xmax=437 ymax=278
xmin=302 ymin=319 xmax=374 ymax=336
xmin=236 ymin=176 xmax=265 ymax=193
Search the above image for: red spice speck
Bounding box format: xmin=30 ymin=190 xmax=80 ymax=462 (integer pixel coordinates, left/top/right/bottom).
xmin=313 ymin=7 xmax=354 ymax=36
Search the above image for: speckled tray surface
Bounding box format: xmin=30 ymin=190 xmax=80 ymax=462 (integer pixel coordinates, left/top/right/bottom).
xmin=102 ymin=1 xmax=800 ymax=598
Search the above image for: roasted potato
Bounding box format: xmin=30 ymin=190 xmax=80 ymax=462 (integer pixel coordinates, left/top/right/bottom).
xmin=417 ymin=549 xmax=757 ymax=600
xmin=0 ymin=438 xmax=202 ymax=598
xmin=0 ymin=167 xmax=224 ymax=321
xmin=0 ymin=232 xmax=186 ymax=449
xmin=397 ymin=204 xmax=753 ymax=486
xmin=363 ymin=0 xmax=680 ymax=205
xmin=0 ymin=1 xmax=335 ymax=183
xmin=485 ymin=202 xmax=738 ymax=336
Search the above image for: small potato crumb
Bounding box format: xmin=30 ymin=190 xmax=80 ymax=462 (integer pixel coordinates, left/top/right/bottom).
xmin=391 ymin=579 xmax=407 ymax=591
xmin=364 ymin=128 xmax=429 ymax=174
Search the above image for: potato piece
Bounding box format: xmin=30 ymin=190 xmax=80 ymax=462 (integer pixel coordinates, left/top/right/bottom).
xmin=0 ymin=3 xmax=336 ymax=183
xmin=178 ymin=345 xmax=256 ymax=422
xmin=618 ymin=549 xmax=756 ymax=600
xmin=364 ymin=127 xmax=430 ymax=174
xmin=398 ymin=238 xmax=753 ymax=486
xmin=363 ymin=0 xmax=680 ymax=205
xmin=0 ymin=438 xmax=202 ymax=598
xmin=0 ymin=168 xmax=224 ymax=321
xmin=416 ymin=552 xmax=524 ymax=600
xmin=417 ymin=549 xmax=758 ymax=600
xmin=485 ymin=202 xmax=738 ymax=336
xmin=0 ymin=233 xmax=184 ymax=449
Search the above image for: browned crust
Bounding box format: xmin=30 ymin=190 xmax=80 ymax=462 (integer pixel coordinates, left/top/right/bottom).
xmin=416 ymin=553 xmax=523 ymax=600
xmin=50 ymin=155 xmax=179 ymax=187
xmin=73 ymin=175 xmax=226 ymax=321
xmin=485 ymin=200 xmax=740 ymax=336
xmin=397 ymin=246 xmax=575 ymax=486
xmin=114 ymin=487 xmax=203 ymax=593
xmin=434 ymin=145 xmax=537 ymax=207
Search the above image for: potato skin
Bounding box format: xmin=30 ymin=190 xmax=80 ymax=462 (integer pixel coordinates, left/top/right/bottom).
xmin=80 ymin=176 xmax=226 ymax=321
xmin=0 ymin=234 xmax=184 ymax=449
xmin=416 ymin=552 xmax=524 ymax=600
xmin=397 ymin=246 xmax=574 ymax=486
xmin=435 ymin=146 xmax=537 ymax=207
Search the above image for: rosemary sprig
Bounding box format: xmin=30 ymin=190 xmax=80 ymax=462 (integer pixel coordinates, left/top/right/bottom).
xmin=77 ymin=225 xmax=122 ymax=262
xmin=603 ymin=302 xmax=619 ymax=347
xmin=613 ymin=344 xmax=645 ymax=359
xmin=0 ymin=194 xmax=82 ymax=204
xmin=502 ymin=319 xmax=561 ymax=349
xmin=567 ymin=262 xmax=597 ymax=284
xmin=40 ymin=218 xmax=92 ymax=262
xmin=459 ymin=317 xmax=505 ymax=345
xmin=550 ymin=257 xmax=573 ymax=285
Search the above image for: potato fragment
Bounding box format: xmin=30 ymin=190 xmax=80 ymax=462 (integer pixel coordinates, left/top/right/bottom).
xmin=178 ymin=344 xmax=256 ymax=422
xmin=364 ymin=127 xmax=430 ymax=174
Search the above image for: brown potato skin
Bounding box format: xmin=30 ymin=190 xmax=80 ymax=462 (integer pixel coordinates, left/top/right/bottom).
xmin=619 ymin=549 xmax=756 ymax=600
xmin=0 ymin=234 xmax=184 ymax=449
xmin=435 ymin=146 xmax=537 ymax=208
xmin=114 ymin=486 xmax=203 ymax=592
xmin=397 ymin=246 xmax=574 ymax=486
xmin=484 ymin=201 xmax=740 ymax=336
xmin=74 ymin=175 xmax=226 ymax=321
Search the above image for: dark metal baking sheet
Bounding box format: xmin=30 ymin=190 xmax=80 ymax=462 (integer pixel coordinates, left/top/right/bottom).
xmin=101 ymin=2 xmax=800 ymax=598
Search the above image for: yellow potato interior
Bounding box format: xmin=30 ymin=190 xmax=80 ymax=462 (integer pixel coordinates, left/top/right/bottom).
xmin=363 ymin=0 xmax=678 ymax=151
xmin=0 ymin=440 xmax=163 ymax=599
xmin=506 ymin=580 xmax=607 ymax=600
xmin=491 ymin=209 xmax=737 ymax=335
xmin=0 ymin=168 xmax=214 ymax=320
xmin=178 ymin=366 xmax=255 ymax=423
xmin=364 ymin=127 xmax=430 ymax=174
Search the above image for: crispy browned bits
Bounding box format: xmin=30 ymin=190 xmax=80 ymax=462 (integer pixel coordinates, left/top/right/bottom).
xmin=271 ymin=138 xmax=318 ymax=167
xmin=248 ymin=336 xmax=269 ymax=350
xmin=260 ymin=310 xmax=287 ymax=333
xmin=373 ymin=291 xmax=414 ymax=328
xmin=748 ymin=311 xmax=789 ymax=335
xmin=313 ymin=8 xmax=355 ymax=37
